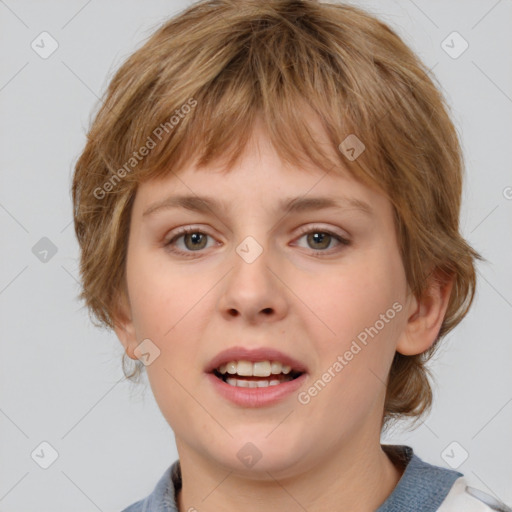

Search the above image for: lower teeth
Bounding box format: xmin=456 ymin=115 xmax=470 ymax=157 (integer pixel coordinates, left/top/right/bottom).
xmin=224 ymin=375 xmax=294 ymax=388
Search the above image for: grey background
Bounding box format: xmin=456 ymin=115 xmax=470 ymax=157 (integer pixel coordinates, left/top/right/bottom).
xmin=0 ymin=0 xmax=511 ymax=510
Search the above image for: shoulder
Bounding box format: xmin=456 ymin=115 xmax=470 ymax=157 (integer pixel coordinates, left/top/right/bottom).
xmin=119 ymin=461 xmax=181 ymax=512
xmin=438 ymin=477 xmax=512 ymax=512
xmin=379 ymin=445 xmax=511 ymax=512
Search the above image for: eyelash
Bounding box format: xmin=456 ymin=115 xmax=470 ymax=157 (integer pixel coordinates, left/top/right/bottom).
xmin=164 ymin=225 xmax=350 ymax=258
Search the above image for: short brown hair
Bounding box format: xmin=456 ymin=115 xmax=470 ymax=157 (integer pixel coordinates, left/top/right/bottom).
xmin=72 ymin=0 xmax=483 ymax=426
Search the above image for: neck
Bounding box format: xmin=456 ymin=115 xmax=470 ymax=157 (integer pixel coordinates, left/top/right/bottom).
xmin=175 ymin=435 xmax=403 ymax=512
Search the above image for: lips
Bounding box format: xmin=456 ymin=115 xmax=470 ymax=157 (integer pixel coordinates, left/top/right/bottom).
xmin=204 ymin=346 xmax=308 ymax=375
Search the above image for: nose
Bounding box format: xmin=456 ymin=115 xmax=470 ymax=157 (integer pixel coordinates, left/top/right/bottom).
xmin=217 ymin=240 xmax=289 ymax=325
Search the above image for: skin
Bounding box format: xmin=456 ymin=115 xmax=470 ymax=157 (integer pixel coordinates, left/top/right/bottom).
xmin=115 ymin=118 xmax=453 ymax=512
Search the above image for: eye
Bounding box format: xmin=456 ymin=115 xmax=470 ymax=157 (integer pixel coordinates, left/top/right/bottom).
xmin=293 ymin=226 xmax=350 ymax=255
xmin=164 ymin=225 xmax=350 ymax=258
xmin=164 ymin=227 xmax=217 ymax=257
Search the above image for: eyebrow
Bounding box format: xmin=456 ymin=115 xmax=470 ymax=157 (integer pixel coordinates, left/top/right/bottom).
xmin=142 ymin=194 xmax=374 ymax=218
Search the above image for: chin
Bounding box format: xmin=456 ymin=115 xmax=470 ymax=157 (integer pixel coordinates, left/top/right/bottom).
xmin=208 ymin=435 xmax=308 ymax=478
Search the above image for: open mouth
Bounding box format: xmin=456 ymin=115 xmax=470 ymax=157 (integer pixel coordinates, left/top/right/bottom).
xmin=211 ymin=361 xmax=304 ymax=388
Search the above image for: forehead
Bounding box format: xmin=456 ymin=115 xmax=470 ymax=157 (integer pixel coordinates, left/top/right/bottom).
xmin=134 ymin=119 xmax=387 ymax=217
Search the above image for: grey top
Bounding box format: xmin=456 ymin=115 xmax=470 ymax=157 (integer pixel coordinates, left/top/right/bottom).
xmin=120 ymin=445 xmax=508 ymax=511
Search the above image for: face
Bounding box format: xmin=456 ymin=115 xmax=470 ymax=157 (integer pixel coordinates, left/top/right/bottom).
xmin=116 ymin=120 xmax=419 ymax=478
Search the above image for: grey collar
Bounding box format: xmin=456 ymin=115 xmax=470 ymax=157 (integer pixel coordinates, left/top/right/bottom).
xmin=376 ymin=445 xmax=462 ymax=511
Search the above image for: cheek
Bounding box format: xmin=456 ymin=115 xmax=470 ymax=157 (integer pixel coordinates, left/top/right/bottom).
xmin=298 ymin=250 xmax=407 ymax=386
xmin=125 ymin=249 xmax=214 ymax=381
xmin=125 ymin=255 xmax=210 ymax=430
xmin=296 ymin=264 xmax=406 ymax=430
xmin=303 ymin=258 xmax=404 ymax=335
xmin=126 ymin=249 xmax=200 ymax=338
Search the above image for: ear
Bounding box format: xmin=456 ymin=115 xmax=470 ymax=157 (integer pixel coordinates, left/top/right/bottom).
xmin=396 ymin=271 xmax=454 ymax=356
xmin=112 ymin=289 xmax=138 ymax=360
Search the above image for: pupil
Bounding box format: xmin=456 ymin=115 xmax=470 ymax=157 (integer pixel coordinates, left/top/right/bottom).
xmin=185 ymin=233 xmax=206 ymax=250
xmin=308 ymin=232 xmax=330 ymax=249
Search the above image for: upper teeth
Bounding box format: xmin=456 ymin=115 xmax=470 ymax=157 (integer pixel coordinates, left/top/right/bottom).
xmin=217 ymin=360 xmax=292 ymax=377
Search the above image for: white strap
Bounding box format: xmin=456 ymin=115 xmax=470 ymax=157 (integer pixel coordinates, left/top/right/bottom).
xmin=438 ymin=478 xmax=511 ymax=512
